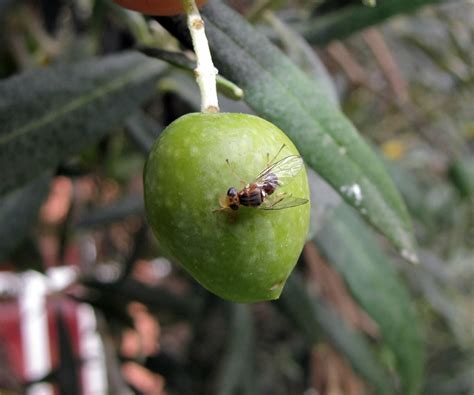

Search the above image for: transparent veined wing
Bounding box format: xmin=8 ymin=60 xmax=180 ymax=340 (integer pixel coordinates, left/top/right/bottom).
xmin=253 ymin=155 xmax=304 ymax=188
xmin=260 ymin=193 xmax=308 ymax=210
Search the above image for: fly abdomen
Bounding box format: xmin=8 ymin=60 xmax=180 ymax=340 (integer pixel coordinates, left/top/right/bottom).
xmin=263 ymin=173 xmax=279 ymax=195
xmin=239 ymin=189 xmax=264 ymax=207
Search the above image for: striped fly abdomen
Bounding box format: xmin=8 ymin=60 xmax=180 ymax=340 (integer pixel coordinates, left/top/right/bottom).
xmin=262 ymin=172 xmax=279 ymax=195
xmin=239 ymin=188 xmax=264 ymax=207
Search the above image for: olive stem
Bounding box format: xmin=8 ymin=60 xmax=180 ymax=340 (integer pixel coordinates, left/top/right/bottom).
xmin=181 ymin=0 xmax=220 ymax=113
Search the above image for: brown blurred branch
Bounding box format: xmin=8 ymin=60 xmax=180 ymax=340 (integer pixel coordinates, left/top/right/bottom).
xmin=363 ymin=27 xmax=410 ymax=105
xmin=303 ymin=242 xmax=379 ymax=338
xmin=311 ymin=343 xmax=366 ymax=395
xmin=326 ymin=41 xmax=370 ymax=86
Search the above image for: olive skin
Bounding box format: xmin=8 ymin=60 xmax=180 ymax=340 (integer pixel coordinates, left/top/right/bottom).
xmin=144 ymin=113 xmax=310 ymax=302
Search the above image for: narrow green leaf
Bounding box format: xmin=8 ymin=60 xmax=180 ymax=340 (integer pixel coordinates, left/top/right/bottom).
xmin=138 ymin=46 xmax=197 ymax=70
xmin=159 ymin=70 xmax=250 ymax=115
xmin=139 ymin=46 xmax=244 ymax=100
xmin=0 ymin=52 xmax=165 ymax=196
xmin=303 ymin=0 xmax=446 ymax=45
xmin=159 ymin=72 xmax=202 ymax=110
xmin=84 ymin=278 xmax=200 ymax=319
xmin=216 ymin=304 xmax=258 ymax=395
xmin=74 ymin=194 xmax=144 ymax=229
xmin=383 ymin=159 xmax=432 ymax=223
xmin=125 ymin=111 xmax=163 ymax=154
xmin=0 ymin=173 xmax=51 ymax=261
xmin=279 ymin=273 xmax=395 ymax=394
xmin=159 ymin=1 xmax=418 ymax=262
xmin=316 ymin=204 xmax=424 ymax=395
xmin=449 ymin=157 xmax=474 ymax=198
xmin=264 ymin=12 xmax=339 ymax=106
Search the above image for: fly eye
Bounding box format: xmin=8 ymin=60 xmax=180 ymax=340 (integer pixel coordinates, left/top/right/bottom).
xmin=227 ymin=187 xmax=237 ymax=198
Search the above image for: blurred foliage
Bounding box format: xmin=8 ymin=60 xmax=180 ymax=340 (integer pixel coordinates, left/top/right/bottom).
xmin=0 ymin=0 xmax=473 ymax=394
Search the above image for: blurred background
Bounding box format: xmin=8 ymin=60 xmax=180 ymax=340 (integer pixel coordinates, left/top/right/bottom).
xmin=0 ymin=0 xmax=473 ymax=394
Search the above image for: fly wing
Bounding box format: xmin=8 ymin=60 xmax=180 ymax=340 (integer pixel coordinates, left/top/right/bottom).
xmin=260 ymin=193 xmax=309 ymax=210
xmin=253 ymin=155 xmax=304 ymax=187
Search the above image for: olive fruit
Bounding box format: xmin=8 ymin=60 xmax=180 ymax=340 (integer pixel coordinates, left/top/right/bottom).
xmin=144 ymin=113 xmax=310 ymax=302
xmin=113 ymin=0 xmax=208 ymax=16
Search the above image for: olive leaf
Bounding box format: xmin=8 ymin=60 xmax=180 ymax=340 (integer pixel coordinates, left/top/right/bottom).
xmin=125 ymin=111 xmax=163 ymax=154
xmin=0 ymin=173 xmax=51 ymax=261
xmin=216 ymin=304 xmax=257 ymax=395
xmin=83 ymin=278 xmax=200 ymax=319
xmin=264 ymin=12 xmax=339 ymax=106
xmin=302 ymin=0 xmax=446 ymax=45
xmin=449 ymin=157 xmax=474 ymax=198
xmin=316 ymin=204 xmax=424 ymax=395
xmin=157 ymin=1 xmax=418 ymax=263
xmin=74 ymin=194 xmax=145 ymax=229
xmin=0 ymin=51 xmax=165 ymax=196
xmin=138 ymin=46 xmax=244 ymax=100
xmin=279 ymin=273 xmax=395 ymax=394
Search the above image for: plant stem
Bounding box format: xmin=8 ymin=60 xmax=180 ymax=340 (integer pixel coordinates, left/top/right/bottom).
xmin=181 ymin=0 xmax=219 ymax=113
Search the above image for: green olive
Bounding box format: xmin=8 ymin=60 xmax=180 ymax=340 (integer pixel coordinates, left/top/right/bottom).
xmin=144 ymin=113 xmax=310 ymax=302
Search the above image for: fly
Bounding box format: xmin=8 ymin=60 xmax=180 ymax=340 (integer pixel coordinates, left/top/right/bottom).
xmin=217 ymin=145 xmax=308 ymax=211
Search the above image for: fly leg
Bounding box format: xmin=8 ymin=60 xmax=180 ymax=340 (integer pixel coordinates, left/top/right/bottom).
xmin=213 ymin=203 xmax=238 ymax=224
xmin=213 ymin=196 xmax=230 ymax=212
